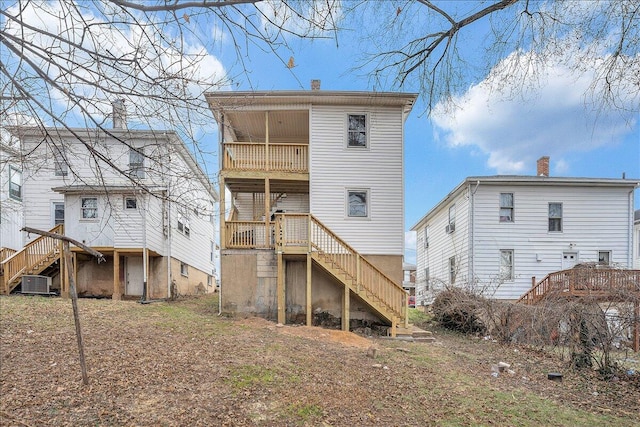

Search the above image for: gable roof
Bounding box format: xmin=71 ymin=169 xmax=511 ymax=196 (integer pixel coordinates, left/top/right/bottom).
xmin=7 ymin=126 xmax=218 ymax=201
xmin=411 ymin=175 xmax=640 ymax=230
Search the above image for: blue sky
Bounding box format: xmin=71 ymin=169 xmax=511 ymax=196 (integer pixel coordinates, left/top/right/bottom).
xmin=3 ymin=1 xmax=638 ymax=265
xmin=219 ymin=5 xmax=639 ymax=264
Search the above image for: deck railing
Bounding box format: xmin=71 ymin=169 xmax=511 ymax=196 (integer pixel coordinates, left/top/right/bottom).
xmin=0 ymin=248 xmax=17 ymax=263
xmin=225 ymin=221 xmax=274 ymax=249
xmin=223 ymin=142 xmax=308 ymax=172
xmin=517 ymin=268 xmax=640 ymax=305
xmin=1 ymin=225 xmax=63 ymax=294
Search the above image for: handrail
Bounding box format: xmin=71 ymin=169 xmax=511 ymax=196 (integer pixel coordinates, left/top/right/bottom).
xmin=0 ymin=248 xmax=17 ymax=263
xmin=517 ymin=268 xmax=640 ymax=305
xmin=223 ymin=142 xmax=308 ymax=172
xmin=1 ymin=224 xmax=63 ymax=294
xmin=276 ymin=213 xmax=406 ymax=321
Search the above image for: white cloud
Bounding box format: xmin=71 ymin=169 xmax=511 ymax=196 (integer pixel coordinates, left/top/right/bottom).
xmin=432 ymin=49 xmax=639 ymax=174
xmin=4 ymin=1 xmax=227 ymax=128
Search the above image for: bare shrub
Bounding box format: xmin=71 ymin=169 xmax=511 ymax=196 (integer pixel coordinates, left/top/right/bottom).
xmin=431 ymin=289 xmax=486 ymax=334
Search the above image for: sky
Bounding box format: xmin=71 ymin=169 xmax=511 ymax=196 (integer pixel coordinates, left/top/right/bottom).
xmin=2 ymin=0 xmax=639 ymax=265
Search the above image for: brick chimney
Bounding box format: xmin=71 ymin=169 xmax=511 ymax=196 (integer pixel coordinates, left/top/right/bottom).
xmin=537 ymin=156 xmax=549 ymax=177
xmin=311 ymin=79 xmax=321 ymax=91
xmin=112 ymin=99 xmax=127 ymax=129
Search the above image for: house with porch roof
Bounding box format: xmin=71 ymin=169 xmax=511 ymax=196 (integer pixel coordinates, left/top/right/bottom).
xmin=206 ymin=85 xmax=417 ymax=334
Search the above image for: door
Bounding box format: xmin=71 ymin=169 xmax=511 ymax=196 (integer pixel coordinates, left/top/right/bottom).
xmin=125 ymin=256 xmax=144 ymax=296
xmin=562 ymin=252 xmax=578 ymax=270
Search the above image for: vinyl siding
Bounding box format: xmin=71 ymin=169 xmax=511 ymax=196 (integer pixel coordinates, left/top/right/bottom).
xmin=18 ymin=130 xmax=216 ymax=278
xmin=0 ymin=146 xmax=23 ymax=249
xmin=471 ymin=184 xmax=634 ymax=299
xmin=309 ymin=105 xmax=404 ymax=255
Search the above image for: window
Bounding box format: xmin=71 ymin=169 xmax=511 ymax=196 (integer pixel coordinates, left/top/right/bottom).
xmin=423 ymin=226 xmax=429 ymax=248
xmin=347 ymin=189 xmax=368 ymax=217
xmin=180 ymin=262 xmax=188 ymax=276
xmin=129 ymin=148 xmax=145 ymax=178
xmin=53 ymin=146 xmax=68 ymax=176
xmin=124 ymin=197 xmax=137 ymax=209
xmin=548 ymin=203 xmax=562 ymax=232
xmin=499 ymin=193 xmax=514 ymax=222
xmin=53 ymin=202 xmax=65 ymax=225
xmin=177 ymin=213 xmax=190 ymax=237
xmin=347 ymin=114 xmax=367 ymax=147
xmin=449 ymin=257 xmax=456 ymax=284
xmin=424 ymin=268 xmax=430 ymax=291
xmin=447 ymin=204 xmax=456 ymax=233
xmin=9 ymin=166 xmax=21 ymax=200
xmin=598 ymin=251 xmax=611 ymax=265
xmin=500 ymin=250 xmax=514 ymax=281
xmin=81 ymin=197 xmax=98 ymax=219
xmin=207 ymin=275 xmax=212 ymax=287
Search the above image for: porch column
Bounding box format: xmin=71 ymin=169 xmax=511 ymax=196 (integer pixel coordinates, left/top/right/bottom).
xmin=277 ymin=251 xmax=285 ymax=324
xmin=220 ymin=175 xmax=226 ymax=249
xmin=306 ymin=252 xmax=312 ymax=326
xmin=112 ymin=250 xmax=121 ymax=300
xmin=265 ymin=177 xmax=270 ymax=247
xmin=342 ymin=284 xmax=350 ymax=332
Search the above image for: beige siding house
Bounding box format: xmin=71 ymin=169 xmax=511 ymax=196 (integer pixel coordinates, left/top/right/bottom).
xmin=206 ymin=88 xmax=416 ymax=334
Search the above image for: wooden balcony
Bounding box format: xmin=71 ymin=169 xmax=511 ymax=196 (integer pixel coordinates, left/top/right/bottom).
xmin=222 ymin=142 xmax=308 ymax=177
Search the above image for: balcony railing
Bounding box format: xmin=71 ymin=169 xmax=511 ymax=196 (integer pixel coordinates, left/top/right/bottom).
xmin=225 ymin=221 xmax=275 ymax=249
xmin=223 ymin=143 xmax=308 ymax=173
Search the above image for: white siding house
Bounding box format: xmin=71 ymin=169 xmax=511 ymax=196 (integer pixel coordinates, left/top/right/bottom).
xmin=412 ymin=158 xmax=639 ymax=304
xmin=0 ymin=142 xmax=24 ymax=251
xmin=207 ymin=88 xmax=416 ymax=331
xmin=5 ymin=111 xmax=218 ymax=299
xmin=634 ymin=210 xmax=640 ymax=269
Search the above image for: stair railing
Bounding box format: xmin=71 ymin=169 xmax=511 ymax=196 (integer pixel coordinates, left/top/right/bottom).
xmin=1 ymin=224 xmax=63 ymax=294
xmin=276 ymin=213 xmax=407 ymax=324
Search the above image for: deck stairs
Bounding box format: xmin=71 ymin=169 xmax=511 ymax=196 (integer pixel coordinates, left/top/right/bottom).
xmin=0 ymin=225 xmax=63 ymax=295
xmin=276 ymin=214 xmax=409 ymax=333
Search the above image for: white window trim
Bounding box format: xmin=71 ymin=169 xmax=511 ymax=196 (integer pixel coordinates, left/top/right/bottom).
xmin=180 ymin=262 xmax=189 ymax=277
xmin=598 ymin=250 xmax=611 ymax=265
xmin=345 ymin=113 xmax=369 ymax=149
xmin=53 ymin=146 xmax=68 ymax=177
xmin=51 ymin=201 xmax=65 ymax=226
xmin=548 ymin=202 xmax=563 ymax=232
xmin=500 ymin=249 xmax=514 ymax=281
xmin=9 ymin=166 xmax=22 ymax=201
xmin=346 ymin=188 xmax=370 ymax=219
xmin=124 ymin=196 xmax=137 ymax=210
xmin=81 ymin=196 xmax=98 ymax=221
xmin=177 ymin=212 xmax=191 ymax=237
xmin=499 ymin=192 xmax=514 ymax=223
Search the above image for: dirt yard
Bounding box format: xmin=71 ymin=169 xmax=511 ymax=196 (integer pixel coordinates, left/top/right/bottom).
xmin=1 ymin=294 xmax=639 ymax=426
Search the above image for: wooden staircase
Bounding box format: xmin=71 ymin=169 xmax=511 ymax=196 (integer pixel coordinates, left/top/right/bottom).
xmin=276 ymin=214 xmax=409 ymax=332
xmin=0 ymin=225 xmax=63 ymax=295
xmin=516 ymin=267 xmax=640 ymax=305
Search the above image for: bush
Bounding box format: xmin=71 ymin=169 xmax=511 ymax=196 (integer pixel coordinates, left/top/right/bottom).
xmin=432 ymin=289 xmax=486 ymax=334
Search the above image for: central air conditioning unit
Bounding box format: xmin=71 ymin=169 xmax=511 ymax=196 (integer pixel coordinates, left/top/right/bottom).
xmin=21 ymin=275 xmax=52 ymax=294
xmin=445 ymin=223 xmax=456 ymax=234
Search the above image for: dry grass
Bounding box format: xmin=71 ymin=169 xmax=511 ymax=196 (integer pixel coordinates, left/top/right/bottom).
xmin=1 ymin=294 xmax=639 ymax=426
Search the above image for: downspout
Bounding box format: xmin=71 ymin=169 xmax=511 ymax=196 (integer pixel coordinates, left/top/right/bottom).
xmin=629 ymin=187 xmax=636 ymax=267
xmin=218 ymin=112 xmax=225 ymax=316
xmin=167 ymin=184 xmax=172 ymax=299
xmin=469 ymin=180 xmax=480 ymax=281
xmin=140 ymin=190 xmax=148 ymax=302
